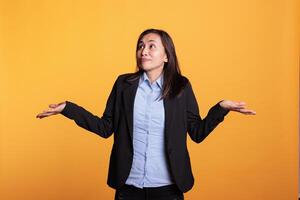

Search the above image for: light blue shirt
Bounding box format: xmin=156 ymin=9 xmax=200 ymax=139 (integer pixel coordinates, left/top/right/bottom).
xmin=125 ymin=72 xmax=174 ymax=188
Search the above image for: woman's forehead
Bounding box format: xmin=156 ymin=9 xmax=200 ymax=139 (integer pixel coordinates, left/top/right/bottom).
xmin=139 ymin=33 xmax=162 ymax=43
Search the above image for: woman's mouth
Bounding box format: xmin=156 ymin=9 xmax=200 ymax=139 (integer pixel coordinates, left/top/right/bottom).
xmin=141 ymin=58 xmax=151 ymax=62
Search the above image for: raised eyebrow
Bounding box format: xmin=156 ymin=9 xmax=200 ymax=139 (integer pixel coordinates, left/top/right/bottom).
xmin=148 ymin=40 xmax=158 ymax=43
xmin=138 ymin=40 xmax=158 ymax=44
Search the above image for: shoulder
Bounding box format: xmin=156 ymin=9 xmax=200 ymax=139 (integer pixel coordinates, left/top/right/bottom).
xmin=117 ymin=73 xmax=135 ymax=80
xmin=168 ymin=74 xmax=190 ymax=99
xmin=181 ymin=75 xmax=190 ymax=85
xmin=110 ymin=72 xmax=142 ymax=91
xmin=113 ymin=72 xmax=139 ymax=84
xmin=179 ymin=75 xmax=191 ymax=91
xmin=179 ymin=75 xmax=195 ymax=97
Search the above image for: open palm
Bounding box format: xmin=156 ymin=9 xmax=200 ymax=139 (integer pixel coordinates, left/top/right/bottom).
xmin=36 ymin=102 xmax=66 ymax=119
xmin=219 ymin=100 xmax=256 ymax=115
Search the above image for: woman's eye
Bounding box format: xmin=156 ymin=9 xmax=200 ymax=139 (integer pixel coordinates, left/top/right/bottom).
xmin=150 ymin=44 xmax=155 ymax=49
xmin=138 ymin=44 xmax=144 ymax=49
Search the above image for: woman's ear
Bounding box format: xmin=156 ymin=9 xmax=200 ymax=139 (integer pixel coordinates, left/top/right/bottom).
xmin=164 ymin=56 xmax=168 ymax=63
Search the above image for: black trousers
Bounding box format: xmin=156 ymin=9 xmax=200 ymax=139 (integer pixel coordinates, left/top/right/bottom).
xmin=114 ymin=184 xmax=184 ymax=200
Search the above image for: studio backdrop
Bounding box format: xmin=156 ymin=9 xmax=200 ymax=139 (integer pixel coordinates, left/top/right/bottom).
xmin=0 ymin=0 xmax=298 ymax=199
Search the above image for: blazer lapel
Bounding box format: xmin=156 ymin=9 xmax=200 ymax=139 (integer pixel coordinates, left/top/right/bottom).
xmin=122 ymin=77 xmax=139 ymax=141
xmin=164 ymin=97 xmax=175 ymax=144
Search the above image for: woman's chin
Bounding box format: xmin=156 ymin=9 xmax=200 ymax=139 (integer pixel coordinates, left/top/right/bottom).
xmin=141 ymin=65 xmax=152 ymax=71
xmin=140 ymin=64 xmax=164 ymax=72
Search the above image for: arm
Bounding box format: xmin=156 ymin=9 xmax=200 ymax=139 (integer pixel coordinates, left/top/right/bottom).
xmin=185 ymin=81 xmax=229 ymax=143
xmin=60 ymin=77 xmax=118 ymax=138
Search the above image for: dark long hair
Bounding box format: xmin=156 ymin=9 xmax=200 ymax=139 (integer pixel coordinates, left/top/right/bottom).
xmin=127 ymin=28 xmax=188 ymax=100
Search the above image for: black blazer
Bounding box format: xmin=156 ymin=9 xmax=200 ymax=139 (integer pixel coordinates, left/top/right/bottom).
xmin=61 ymin=73 xmax=230 ymax=193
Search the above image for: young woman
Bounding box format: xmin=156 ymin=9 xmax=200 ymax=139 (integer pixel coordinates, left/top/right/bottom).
xmin=37 ymin=29 xmax=256 ymax=200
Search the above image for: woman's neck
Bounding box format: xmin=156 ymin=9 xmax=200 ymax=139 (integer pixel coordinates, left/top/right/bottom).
xmin=145 ymin=67 xmax=164 ymax=84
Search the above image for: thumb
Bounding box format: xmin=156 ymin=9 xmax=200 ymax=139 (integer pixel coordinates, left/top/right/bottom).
xmin=49 ymin=104 xmax=58 ymax=108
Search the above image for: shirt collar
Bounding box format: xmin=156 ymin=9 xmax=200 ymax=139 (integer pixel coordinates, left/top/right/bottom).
xmin=141 ymin=71 xmax=164 ymax=89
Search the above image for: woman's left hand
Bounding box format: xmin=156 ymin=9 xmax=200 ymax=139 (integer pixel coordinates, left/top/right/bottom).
xmin=219 ymin=100 xmax=256 ymax=115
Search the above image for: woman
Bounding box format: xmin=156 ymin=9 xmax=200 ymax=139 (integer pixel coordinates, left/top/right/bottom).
xmin=37 ymin=29 xmax=256 ymax=200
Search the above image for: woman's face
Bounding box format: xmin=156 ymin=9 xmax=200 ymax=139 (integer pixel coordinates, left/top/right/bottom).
xmin=136 ymin=33 xmax=168 ymax=73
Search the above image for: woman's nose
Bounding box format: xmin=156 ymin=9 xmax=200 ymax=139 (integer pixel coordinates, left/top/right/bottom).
xmin=141 ymin=47 xmax=148 ymax=56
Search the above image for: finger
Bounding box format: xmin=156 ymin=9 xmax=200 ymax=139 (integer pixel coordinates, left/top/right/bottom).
xmin=37 ymin=112 xmax=55 ymax=118
xmin=36 ymin=113 xmax=46 ymax=118
xmin=230 ymin=108 xmax=254 ymax=114
xmin=37 ymin=114 xmax=48 ymax=119
xmin=41 ymin=110 xmax=57 ymax=115
xmin=36 ymin=113 xmax=47 ymax=118
xmin=37 ymin=114 xmax=49 ymax=119
xmin=230 ymin=105 xmax=246 ymax=110
xmin=238 ymin=109 xmax=256 ymax=115
xmin=37 ymin=110 xmax=57 ymax=118
xmin=235 ymin=102 xmax=246 ymax=106
xmin=43 ymin=108 xmax=55 ymax=112
xmin=248 ymin=110 xmax=256 ymax=115
xmin=240 ymin=108 xmax=256 ymax=113
xmin=236 ymin=105 xmax=246 ymax=108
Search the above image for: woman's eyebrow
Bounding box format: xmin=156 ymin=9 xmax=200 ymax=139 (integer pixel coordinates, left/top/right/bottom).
xmin=139 ymin=40 xmax=158 ymax=43
xmin=147 ymin=40 xmax=158 ymax=43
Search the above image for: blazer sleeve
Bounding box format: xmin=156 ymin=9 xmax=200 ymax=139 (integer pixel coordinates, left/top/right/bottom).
xmin=60 ymin=76 xmax=119 ymax=138
xmin=185 ymin=80 xmax=230 ymax=143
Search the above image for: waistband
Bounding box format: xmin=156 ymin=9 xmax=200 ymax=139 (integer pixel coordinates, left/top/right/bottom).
xmin=119 ymin=184 xmax=181 ymax=197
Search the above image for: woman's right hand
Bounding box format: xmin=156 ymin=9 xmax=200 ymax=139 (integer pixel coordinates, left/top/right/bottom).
xmin=36 ymin=101 xmax=66 ymax=119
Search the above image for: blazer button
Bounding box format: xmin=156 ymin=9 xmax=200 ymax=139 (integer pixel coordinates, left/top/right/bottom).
xmin=118 ymin=192 xmax=124 ymax=200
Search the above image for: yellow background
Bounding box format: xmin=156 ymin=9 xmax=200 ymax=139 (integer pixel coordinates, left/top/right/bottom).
xmin=1 ymin=0 xmax=299 ymax=199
